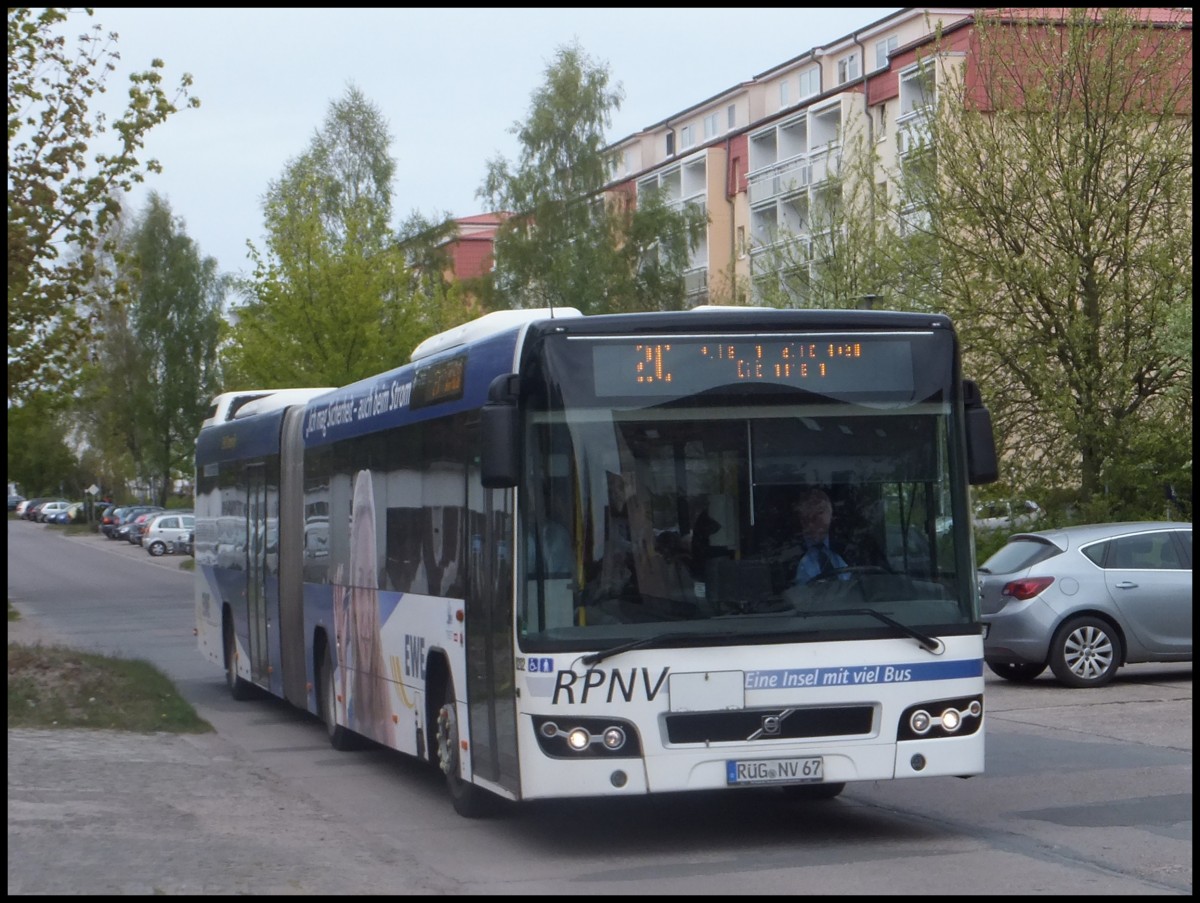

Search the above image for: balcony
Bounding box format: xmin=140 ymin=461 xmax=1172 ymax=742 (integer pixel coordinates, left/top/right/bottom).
xmin=683 ymin=266 xmax=709 ymax=298
xmin=808 ymin=144 xmax=843 ymax=185
xmin=747 ymin=157 xmax=811 ymax=207
xmin=896 ymin=111 xmax=932 ymax=157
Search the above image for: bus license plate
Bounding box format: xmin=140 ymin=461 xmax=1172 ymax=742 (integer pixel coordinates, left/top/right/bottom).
xmin=726 ymin=757 xmax=824 ymax=785
xmin=720 ymin=754 xmax=825 ymax=782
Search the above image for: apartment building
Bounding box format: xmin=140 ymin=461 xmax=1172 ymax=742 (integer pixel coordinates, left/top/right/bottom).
xmin=603 ymin=7 xmax=974 ymax=306
xmin=445 ymin=7 xmax=1188 ymax=307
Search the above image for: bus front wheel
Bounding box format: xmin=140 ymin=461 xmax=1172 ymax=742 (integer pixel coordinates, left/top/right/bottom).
xmin=435 ymin=680 xmax=497 ymax=818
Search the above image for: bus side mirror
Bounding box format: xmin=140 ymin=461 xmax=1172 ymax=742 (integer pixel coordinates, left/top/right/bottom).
xmin=963 ymin=379 xmax=999 ymax=485
xmin=481 ymin=373 xmax=520 ymax=489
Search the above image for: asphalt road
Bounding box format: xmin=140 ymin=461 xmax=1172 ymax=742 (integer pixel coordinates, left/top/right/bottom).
xmin=7 ymin=521 xmax=1193 ymax=895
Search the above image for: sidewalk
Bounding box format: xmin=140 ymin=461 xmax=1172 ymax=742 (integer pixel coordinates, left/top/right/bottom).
xmin=7 ymin=612 xmax=409 ymax=894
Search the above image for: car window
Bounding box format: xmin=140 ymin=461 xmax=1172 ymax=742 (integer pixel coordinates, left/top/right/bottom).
xmin=1172 ymin=530 xmax=1192 ymax=567
xmin=1106 ymin=532 xmax=1182 ymax=570
xmin=979 ymin=537 xmax=1061 ymax=574
xmin=1081 ymin=541 xmax=1108 ymax=567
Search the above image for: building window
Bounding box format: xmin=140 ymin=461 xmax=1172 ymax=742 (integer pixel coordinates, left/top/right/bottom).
xmin=666 ymin=130 xmax=675 ymax=156
xmin=837 ymin=53 xmax=860 ymax=85
xmin=727 ymin=104 xmax=736 ymax=129
xmin=680 ymin=124 xmax=695 ymax=149
xmin=704 ymin=111 xmax=720 ymax=139
xmin=875 ymin=36 xmax=898 ymax=71
xmin=779 ymin=80 xmax=790 ymax=107
xmin=798 ymin=66 xmax=820 ymax=100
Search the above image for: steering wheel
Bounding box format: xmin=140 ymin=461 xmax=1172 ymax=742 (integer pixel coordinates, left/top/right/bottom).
xmin=809 ymin=564 xmax=889 ymax=583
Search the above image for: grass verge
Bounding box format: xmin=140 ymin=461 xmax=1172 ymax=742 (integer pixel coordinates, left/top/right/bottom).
xmin=7 ymin=606 xmax=212 ymax=733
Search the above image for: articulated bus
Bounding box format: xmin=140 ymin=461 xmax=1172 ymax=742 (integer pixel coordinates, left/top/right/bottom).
xmin=195 ymin=306 xmax=998 ymax=816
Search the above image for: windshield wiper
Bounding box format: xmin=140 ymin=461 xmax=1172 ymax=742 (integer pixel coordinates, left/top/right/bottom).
xmin=796 ymin=608 xmax=944 ymax=654
xmin=581 ymin=631 xmax=704 ymax=666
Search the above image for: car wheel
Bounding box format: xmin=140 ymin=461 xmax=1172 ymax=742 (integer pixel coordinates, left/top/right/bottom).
xmin=1048 ymin=616 xmax=1122 ymax=688
xmin=148 ymin=540 xmax=167 ymax=557
xmin=435 ymin=679 xmax=497 ymax=817
xmin=223 ymin=619 xmax=254 ymax=701
xmin=318 ymin=643 xmax=361 ymax=751
xmin=987 ymin=661 xmax=1047 ymax=683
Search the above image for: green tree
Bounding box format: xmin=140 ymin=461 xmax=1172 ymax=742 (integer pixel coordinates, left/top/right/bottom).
xmin=7 ymin=7 xmax=198 ymax=403
xmin=226 ymin=86 xmax=435 ymax=386
xmin=125 ymin=194 xmax=226 ymax=504
xmin=7 ymin=394 xmax=79 ymax=499
xmin=479 ymin=42 xmax=707 ymax=314
xmin=893 ymin=8 xmax=1192 ymax=518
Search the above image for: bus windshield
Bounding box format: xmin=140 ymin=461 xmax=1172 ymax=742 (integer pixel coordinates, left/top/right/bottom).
xmin=518 ymin=329 xmax=975 ymax=651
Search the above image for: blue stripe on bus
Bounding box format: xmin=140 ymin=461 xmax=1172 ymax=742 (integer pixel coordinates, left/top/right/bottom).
xmin=744 ymin=658 xmax=983 ymax=690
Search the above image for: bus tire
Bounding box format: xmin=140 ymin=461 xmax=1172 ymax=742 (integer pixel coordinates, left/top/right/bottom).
xmin=318 ymin=644 xmax=360 ymax=751
xmin=223 ymin=619 xmax=254 ymax=701
xmin=782 ymin=782 xmax=846 ymax=801
xmin=435 ymin=680 xmax=496 ymax=818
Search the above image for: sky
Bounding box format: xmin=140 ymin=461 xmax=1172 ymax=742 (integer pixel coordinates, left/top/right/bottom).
xmin=82 ymin=8 xmax=901 ymax=278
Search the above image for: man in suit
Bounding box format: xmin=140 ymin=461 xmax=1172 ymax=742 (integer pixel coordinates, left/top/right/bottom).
xmin=794 ymin=487 xmax=850 ymax=585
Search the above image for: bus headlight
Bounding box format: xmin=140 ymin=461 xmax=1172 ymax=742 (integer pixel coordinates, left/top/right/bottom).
xmin=601 ymin=726 xmax=626 ymax=750
xmin=531 ymin=716 xmax=642 ymax=758
xmin=898 ymin=696 xmax=983 ymax=741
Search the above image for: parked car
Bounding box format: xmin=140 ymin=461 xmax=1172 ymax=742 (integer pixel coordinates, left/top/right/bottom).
xmin=15 ymin=498 xmax=39 ymax=518
xmin=8 ymin=493 xmax=25 ymax=511
xmin=980 ymin=522 xmax=1192 ymax=688
xmin=113 ymin=506 xmax=163 ymax=543
xmin=48 ymin=502 xmax=84 ymax=525
xmin=127 ymin=508 xmax=167 ymax=545
xmin=35 ymin=500 xmax=72 ymax=523
xmin=20 ymin=498 xmax=52 ymax=520
xmin=143 ymin=512 xmax=195 ymax=556
xmin=101 ymin=506 xmax=128 ymax=538
xmin=173 ymin=530 xmax=194 ymax=557
xmin=974 ymin=499 xmax=1043 ymax=533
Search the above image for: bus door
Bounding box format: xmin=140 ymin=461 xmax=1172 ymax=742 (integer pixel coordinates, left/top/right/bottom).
xmin=464 ymin=481 xmax=521 ymax=798
xmin=245 ymin=463 xmax=270 ymax=685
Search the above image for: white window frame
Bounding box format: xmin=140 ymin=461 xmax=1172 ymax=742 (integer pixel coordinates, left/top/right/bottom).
xmin=837 ymin=53 xmax=860 ymax=85
xmin=798 ymin=66 xmax=820 ymax=100
xmin=680 ymin=124 xmax=695 ymax=149
xmin=704 ymin=111 xmax=720 ymax=140
xmin=875 ymin=36 xmax=898 ymax=71
xmin=779 ymin=80 xmax=790 ymax=107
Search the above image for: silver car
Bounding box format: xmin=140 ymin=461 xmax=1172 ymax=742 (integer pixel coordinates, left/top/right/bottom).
xmin=143 ymin=512 xmax=195 ymax=557
xmin=980 ymin=522 xmax=1192 ymax=688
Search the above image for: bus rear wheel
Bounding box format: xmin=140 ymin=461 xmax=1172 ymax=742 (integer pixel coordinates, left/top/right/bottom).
xmin=435 ymin=680 xmax=497 ymax=818
xmin=223 ymin=620 xmax=253 ymax=701
xmin=318 ymin=644 xmax=360 ymax=751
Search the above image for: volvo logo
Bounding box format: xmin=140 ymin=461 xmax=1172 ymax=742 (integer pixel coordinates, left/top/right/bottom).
xmin=761 ymin=714 xmax=782 ymax=735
